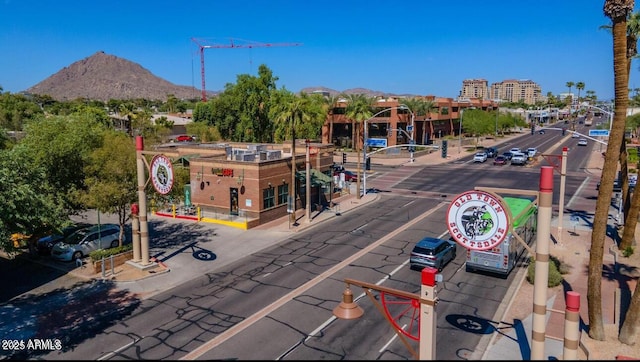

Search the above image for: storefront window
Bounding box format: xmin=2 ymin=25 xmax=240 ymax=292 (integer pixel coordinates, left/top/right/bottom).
xmin=263 ymin=187 xmax=275 ymax=209
xmin=278 ymin=184 xmax=288 ymax=205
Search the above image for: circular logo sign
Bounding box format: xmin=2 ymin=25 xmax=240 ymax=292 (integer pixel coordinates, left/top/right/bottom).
xmin=446 ymin=190 xmax=509 ymax=251
xmin=150 ymin=155 xmax=174 ymax=195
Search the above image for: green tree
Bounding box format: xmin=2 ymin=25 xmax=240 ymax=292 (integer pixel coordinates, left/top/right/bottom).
xmin=590 ymin=0 xmax=635 ymax=342
xmin=13 ymin=114 xmax=105 ymax=213
xmin=79 ymin=131 xmax=137 ymax=246
xmin=344 ymin=94 xmax=373 ymax=199
xmin=0 ymin=149 xmax=68 ymax=255
xmin=270 ymin=89 xmax=311 ymax=223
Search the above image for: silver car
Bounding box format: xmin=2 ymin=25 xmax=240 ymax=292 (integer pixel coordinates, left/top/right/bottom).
xmin=51 ymin=224 xmax=123 ymax=261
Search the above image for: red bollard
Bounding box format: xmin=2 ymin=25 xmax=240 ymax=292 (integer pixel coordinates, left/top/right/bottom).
xmin=563 ymin=291 xmax=581 ymax=360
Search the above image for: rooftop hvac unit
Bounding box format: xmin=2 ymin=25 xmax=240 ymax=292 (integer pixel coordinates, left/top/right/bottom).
xmin=236 ymin=153 xmax=256 ymax=161
xmin=248 ymin=144 xmax=268 ymax=152
xmin=266 ymin=150 xmax=282 ymax=160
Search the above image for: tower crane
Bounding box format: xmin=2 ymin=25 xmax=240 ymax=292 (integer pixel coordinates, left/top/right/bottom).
xmin=191 ymin=37 xmax=303 ymax=101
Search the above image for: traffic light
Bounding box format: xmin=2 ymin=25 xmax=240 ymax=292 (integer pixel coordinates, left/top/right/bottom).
xmin=342 ymin=152 xmax=347 ymax=164
xmin=562 ymin=128 xmax=566 ymax=136
xmin=531 ymin=126 xmax=534 ymax=135
xmin=409 ymin=140 xmax=415 ymax=153
xmin=441 ymin=140 xmax=448 ymax=158
xmin=365 ymin=157 xmax=371 ymax=170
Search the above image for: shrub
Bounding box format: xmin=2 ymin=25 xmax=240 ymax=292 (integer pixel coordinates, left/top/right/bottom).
xmin=526 ymin=256 xmax=564 ymax=287
xmin=622 ymin=246 xmax=635 ymax=258
xmin=90 ymin=243 xmax=133 ymax=262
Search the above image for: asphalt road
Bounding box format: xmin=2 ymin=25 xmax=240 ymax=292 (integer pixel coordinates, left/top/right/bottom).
xmin=2 ymin=124 xmax=602 ymax=360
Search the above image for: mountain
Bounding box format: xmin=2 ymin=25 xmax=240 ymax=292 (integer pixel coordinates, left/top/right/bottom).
xmin=26 ymin=51 xmax=204 ymax=102
xmin=25 ymin=51 xmax=414 ymax=102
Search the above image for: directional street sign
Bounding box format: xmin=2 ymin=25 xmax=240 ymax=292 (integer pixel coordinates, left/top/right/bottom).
xmin=366 ymin=138 xmax=388 ymax=148
xmin=589 ymin=129 xmax=610 ymax=137
xmin=406 ymin=125 xmax=414 ymax=132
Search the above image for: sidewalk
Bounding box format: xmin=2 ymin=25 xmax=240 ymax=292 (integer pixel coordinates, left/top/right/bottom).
xmin=481 ymin=146 xmax=640 ymax=360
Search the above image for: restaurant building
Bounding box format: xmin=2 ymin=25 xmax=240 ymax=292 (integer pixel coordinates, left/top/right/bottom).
xmin=154 ymin=140 xmax=338 ymax=229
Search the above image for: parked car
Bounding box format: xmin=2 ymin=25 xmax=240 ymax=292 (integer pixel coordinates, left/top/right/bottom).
xmin=484 ymin=147 xmax=498 ymax=158
xmin=493 ymin=156 xmax=507 ymax=166
xmin=597 ymin=178 xmax=636 ymax=193
xmin=473 ymin=152 xmax=488 ymax=163
xmin=410 ymin=237 xmax=457 ymax=271
xmin=175 ymin=134 xmax=195 ymax=142
xmin=51 ymin=224 xmax=124 ymax=262
xmin=37 ymin=222 xmax=91 ymax=256
xmin=334 ymin=170 xmax=358 ymax=182
xmin=578 ymin=138 xmax=588 ymax=146
xmin=510 ymin=152 xmax=527 ymax=166
xmin=502 ymin=151 xmax=514 ymax=161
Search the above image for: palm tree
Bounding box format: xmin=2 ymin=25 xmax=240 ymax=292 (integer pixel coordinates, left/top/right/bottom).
xmin=589 ymin=0 xmax=634 ymax=342
xmin=402 ymin=97 xmax=437 ymax=143
xmin=271 ymin=90 xmax=310 ymax=224
xmin=601 ymin=9 xmax=640 ymax=251
xmin=575 ymin=82 xmax=585 ymax=105
xmin=344 ymin=94 xmax=373 ymax=199
xmin=566 ymin=81 xmax=575 ymax=115
xmin=322 ymin=94 xmax=339 ymax=146
xmin=616 ymin=9 xmax=640 ymax=346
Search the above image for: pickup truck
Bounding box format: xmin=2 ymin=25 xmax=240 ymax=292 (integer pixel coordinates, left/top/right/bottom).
xmin=510 ymin=152 xmax=527 ymax=166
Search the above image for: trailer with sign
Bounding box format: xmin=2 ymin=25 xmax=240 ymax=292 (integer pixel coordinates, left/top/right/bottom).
xmin=463 ymin=196 xmax=537 ymax=277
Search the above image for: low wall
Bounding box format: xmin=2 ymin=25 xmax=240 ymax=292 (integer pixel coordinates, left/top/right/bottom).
xmin=92 ymin=250 xmax=133 ymax=273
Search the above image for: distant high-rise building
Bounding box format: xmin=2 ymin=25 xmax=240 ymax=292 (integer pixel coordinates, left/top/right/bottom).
xmin=461 ymin=79 xmax=489 ymax=99
xmin=489 ymin=79 xmax=541 ymax=105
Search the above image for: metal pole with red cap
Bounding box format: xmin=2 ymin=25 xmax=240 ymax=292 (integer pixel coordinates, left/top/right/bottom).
xmin=557 ymin=147 xmax=568 ymax=245
xmin=135 ymin=136 xmax=150 ymax=265
xmin=419 ymin=267 xmax=438 ymax=360
xmin=131 ymin=203 xmax=140 ymax=262
xmin=531 ymin=166 xmax=554 ymax=360
xmin=563 ymin=291 xmax=581 ymax=359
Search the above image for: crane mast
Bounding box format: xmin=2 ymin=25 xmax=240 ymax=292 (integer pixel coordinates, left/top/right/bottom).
xmin=191 ymin=37 xmax=302 ymax=101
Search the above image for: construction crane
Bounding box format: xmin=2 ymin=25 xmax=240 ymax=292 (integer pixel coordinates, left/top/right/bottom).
xmin=191 ymin=37 xmax=303 ymax=102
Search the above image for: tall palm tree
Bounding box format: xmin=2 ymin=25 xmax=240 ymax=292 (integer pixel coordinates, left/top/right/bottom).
xmin=344 ymin=94 xmax=373 ymax=199
xmin=575 ymin=82 xmax=585 ymax=105
xmin=402 ymin=97 xmax=437 ymax=143
xmin=589 ymin=0 xmax=634 ymax=342
xmin=271 ymin=90 xmax=310 ymax=224
xmin=566 ymin=81 xmax=575 ymax=115
xmin=617 ymin=8 xmax=640 ymax=346
xmin=322 ymin=94 xmax=339 ymax=146
xmin=618 ymin=10 xmax=640 ymax=250
xmin=601 ymin=9 xmax=640 ymax=250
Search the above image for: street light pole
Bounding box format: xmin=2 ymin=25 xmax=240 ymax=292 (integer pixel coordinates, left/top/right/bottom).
xmin=458 ymin=109 xmax=464 ymax=154
xmin=363 ymin=117 xmax=369 ymax=196
xmin=409 ymin=111 xmax=415 ymax=163
xmin=362 ymin=105 xmax=414 ymax=196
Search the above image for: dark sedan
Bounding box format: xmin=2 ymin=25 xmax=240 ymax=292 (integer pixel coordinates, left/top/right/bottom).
xmin=493 ymin=156 xmax=507 ymax=166
xmin=502 ymin=151 xmax=514 ymax=160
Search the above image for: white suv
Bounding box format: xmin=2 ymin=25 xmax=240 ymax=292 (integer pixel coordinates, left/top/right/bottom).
xmin=473 ymin=152 xmax=488 ymax=163
xmin=510 ymin=152 xmax=527 ymax=166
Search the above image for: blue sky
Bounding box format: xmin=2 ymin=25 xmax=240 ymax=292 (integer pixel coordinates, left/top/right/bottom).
xmin=0 ymin=0 xmax=636 ymax=101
